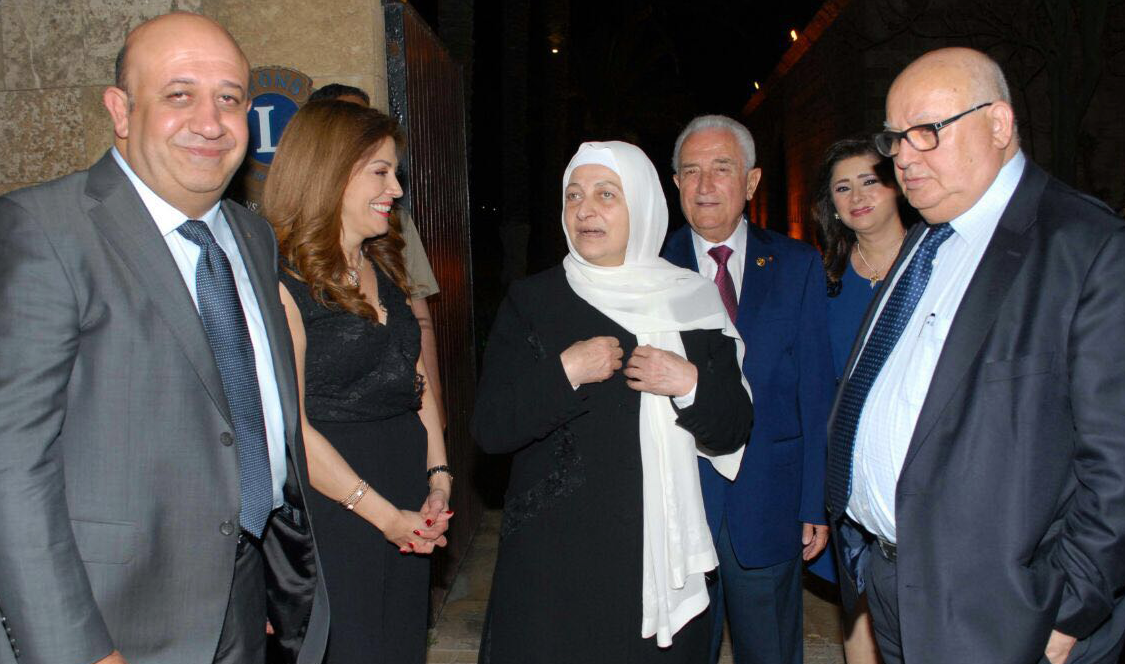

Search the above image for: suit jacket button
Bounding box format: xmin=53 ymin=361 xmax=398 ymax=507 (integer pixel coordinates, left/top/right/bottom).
xmin=220 ymin=520 xmax=236 ymax=536
xmin=220 ymin=432 xmax=234 ymax=446
xmin=11 ymin=648 xmax=18 ymax=658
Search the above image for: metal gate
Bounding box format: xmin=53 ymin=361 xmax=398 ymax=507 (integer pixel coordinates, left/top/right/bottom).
xmin=384 ymin=0 xmax=480 ymax=614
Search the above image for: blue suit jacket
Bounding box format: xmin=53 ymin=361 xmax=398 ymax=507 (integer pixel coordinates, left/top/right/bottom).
xmin=663 ymin=222 xmax=834 ymax=568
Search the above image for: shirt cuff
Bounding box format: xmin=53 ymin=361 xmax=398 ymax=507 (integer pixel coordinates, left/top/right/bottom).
xmin=672 ymin=383 xmax=698 ymax=408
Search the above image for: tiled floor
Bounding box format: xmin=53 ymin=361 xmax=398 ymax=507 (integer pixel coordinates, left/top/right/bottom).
xmin=427 ymin=511 xmax=845 ymax=664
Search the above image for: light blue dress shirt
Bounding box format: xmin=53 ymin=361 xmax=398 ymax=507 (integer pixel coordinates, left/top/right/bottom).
xmin=847 ymin=151 xmax=1027 ymax=543
xmin=112 ymin=148 xmax=287 ymax=509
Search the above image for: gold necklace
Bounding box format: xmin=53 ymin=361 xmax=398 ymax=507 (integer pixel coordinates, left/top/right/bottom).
xmin=855 ymin=245 xmax=881 ymax=288
xmin=855 ymin=232 xmax=905 ymax=288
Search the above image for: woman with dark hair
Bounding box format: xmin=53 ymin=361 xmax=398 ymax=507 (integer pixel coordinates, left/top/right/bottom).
xmin=815 ymin=137 xmax=913 ymax=382
xmin=810 ymin=137 xmax=913 ymax=664
xmin=263 ymin=100 xmax=451 ymax=664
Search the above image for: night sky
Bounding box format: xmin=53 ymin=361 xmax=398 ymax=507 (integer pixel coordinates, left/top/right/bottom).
xmin=408 ymin=0 xmax=823 ymax=318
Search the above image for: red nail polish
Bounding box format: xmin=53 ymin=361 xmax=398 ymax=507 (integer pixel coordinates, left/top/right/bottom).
xmin=413 ymin=530 xmax=422 ymax=536
xmin=425 ymin=519 xmax=434 ymax=527
xmin=408 ymin=542 xmax=415 ymax=549
xmin=445 ymin=510 xmax=454 ymax=515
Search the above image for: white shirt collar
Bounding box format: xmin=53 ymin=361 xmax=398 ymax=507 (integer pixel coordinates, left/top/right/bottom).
xmin=111 ymin=147 xmax=222 ymax=236
xmin=947 ymin=150 xmax=1026 ymax=245
xmin=691 ymin=216 xmax=749 ymax=261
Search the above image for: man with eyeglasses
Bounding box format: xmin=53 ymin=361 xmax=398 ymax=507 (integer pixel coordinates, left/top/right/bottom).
xmin=826 ymin=47 xmax=1125 ymax=664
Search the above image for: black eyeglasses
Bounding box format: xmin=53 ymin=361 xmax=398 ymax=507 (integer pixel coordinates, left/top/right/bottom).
xmin=873 ymin=102 xmax=993 ymax=157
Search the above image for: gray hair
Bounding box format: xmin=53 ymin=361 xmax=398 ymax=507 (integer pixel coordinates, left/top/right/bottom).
xmin=672 ymin=115 xmax=756 ymax=173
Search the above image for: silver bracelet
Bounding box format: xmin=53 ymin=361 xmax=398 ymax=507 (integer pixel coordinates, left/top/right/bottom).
xmin=426 ymin=465 xmax=453 ymax=480
xmin=340 ymin=479 xmax=370 ymax=511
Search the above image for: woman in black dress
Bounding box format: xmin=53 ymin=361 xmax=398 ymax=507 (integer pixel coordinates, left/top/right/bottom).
xmin=473 ymin=141 xmax=754 ymax=663
xmin=262 ymin=101 xmax=452 ymax=664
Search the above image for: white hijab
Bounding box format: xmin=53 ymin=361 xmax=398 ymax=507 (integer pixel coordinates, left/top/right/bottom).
xmin=561 ymin=141 xmax=750 ymax=646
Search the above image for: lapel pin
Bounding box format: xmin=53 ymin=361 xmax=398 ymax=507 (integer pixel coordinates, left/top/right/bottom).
xmin=767 ymin=255 xmax=774 ymax=262
xmin=755 ymin=257 xmax=766 ymax=267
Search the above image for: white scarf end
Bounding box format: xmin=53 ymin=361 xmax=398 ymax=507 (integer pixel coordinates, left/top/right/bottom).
xmin=699 ymin=443 xmax=744 ymax=481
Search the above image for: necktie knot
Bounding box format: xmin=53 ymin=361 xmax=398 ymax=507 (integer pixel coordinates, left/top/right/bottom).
xmin=920 ymin=222 xmax=955 ymax=253
xmin=177 ymin=219 xmax=217 ymax=249
xmin=708 ymin=244 xmax=733 ymax=268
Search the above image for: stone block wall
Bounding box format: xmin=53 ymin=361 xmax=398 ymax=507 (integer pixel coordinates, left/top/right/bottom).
xmin=0 ymin=0 xmax=390 ymax=194
xmin=742 ymin=0 xmax=1125 ymax=240
xmin=743 ymin=0 xmax=870 ymax=240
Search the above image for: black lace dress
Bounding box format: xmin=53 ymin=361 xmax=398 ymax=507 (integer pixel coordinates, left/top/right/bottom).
xmin=279 ymin=262 xmax=429 ymax=664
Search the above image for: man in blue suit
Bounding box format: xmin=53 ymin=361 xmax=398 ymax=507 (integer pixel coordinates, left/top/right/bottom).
xmin=662 ymin=115 xmax=835 ymax=664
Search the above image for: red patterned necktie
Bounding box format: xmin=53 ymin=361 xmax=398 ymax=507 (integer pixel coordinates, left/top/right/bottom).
xmin=708 ymin=244 xmax=738 ymax=323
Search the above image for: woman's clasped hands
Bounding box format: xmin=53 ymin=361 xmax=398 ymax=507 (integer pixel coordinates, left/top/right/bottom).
xmin=561 ymin=336 xmax=624 ymax=386
xmin=561 ymin=337 xmax=697 ymax=397
xmin=378 ymin=492 xmax=453 ymax=555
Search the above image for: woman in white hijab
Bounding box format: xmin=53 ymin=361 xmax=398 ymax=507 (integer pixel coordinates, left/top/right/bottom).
xmin=472 ymin=141 xmax=753 ymax=663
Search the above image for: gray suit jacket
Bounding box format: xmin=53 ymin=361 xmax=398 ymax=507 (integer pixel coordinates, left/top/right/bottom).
xmin=0 ymin=152 xmax=329 ymax=664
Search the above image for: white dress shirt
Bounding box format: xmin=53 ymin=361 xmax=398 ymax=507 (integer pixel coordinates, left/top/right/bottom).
xmin=112 ymin=148 xmax=287 ymax=509
xmin=690 ymin=216 xmax=749 ymax=300
xmin=846 ymin=151 xmax=1026 ymax=543
xmin=671 ymin=216 xmax=750 ymax=407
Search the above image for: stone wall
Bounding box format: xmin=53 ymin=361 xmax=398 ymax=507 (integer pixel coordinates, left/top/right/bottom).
xmin=744 ymin=0 xmax=869 ymax=240
xmin=0 ymin=0 xmax=390 ymax=195
xmin=742 ymin=0 xmax=1125 ymax=239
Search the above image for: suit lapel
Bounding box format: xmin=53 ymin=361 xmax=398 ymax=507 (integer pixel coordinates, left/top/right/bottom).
xmin=663 ymin=226 xmax=699 ymax=272
xmin=838 ymin=223 xmax=925 ymax=387
xmin=85 ymin=153 xmax=232 ymax=423
xmin=736 ymin=226 xmax=776 ymax=328
xmin=900 ymin=162 xmax=1047 ymax=475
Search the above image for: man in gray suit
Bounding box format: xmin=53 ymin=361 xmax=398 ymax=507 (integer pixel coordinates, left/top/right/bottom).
xmin=0 ymin=12 xmax=328 ymax=664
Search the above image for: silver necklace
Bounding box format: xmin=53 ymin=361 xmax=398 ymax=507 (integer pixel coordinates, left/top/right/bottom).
xmin=345 ymin=252 xmax=363 ymax=286
xmin=344 ymin=260 xmax=387 ymax=318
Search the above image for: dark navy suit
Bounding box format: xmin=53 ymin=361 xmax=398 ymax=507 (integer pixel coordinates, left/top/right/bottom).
xmin=663 ymin=221 xmax=834 ymax=663
xmin=825 ymin=160 xmax=1125 ymax=664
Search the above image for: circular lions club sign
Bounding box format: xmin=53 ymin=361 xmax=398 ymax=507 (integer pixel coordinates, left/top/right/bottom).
xmin=238 ymin=66 xmax=313 ymax=211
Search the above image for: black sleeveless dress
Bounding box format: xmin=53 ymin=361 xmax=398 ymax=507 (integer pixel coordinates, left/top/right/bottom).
xmin=280 ymin=262 xmax=430 ymax=664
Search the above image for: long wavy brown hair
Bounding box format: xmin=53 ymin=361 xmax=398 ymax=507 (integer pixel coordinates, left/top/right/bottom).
xmin=263 ymin=100 xmax=408 ymax=321
xmin=811 ymin=137 xmax=915 ymax=286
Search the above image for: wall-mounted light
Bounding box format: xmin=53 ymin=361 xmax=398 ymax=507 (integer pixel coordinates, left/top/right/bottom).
xmin=551 ymin=47 xmax=560 ymax=54
xmin=790 ymin=29 xmax=798 ymax=42
xmin=753 ymin=81 xmax=760 ymax=90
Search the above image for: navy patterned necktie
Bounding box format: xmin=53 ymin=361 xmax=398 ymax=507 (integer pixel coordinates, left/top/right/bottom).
xmin=708 ymin=245 xmax=738 ymax=323
xmin=826 ymin=223 xmax=956 ymax=514
xmin=177 ymin=220 xmax=273 ymax=537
